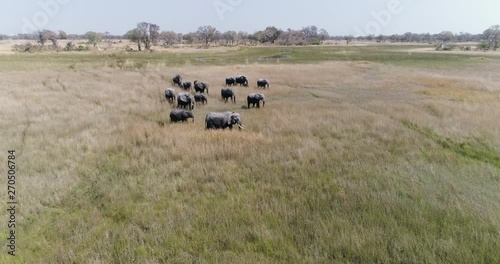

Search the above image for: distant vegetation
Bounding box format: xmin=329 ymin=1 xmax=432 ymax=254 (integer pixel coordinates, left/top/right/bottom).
xmin=5 ymin=23 xmax=500 ymax=53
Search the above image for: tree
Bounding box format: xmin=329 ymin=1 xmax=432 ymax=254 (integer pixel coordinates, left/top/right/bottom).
xmin=261 ymin=26 xmax=282 ymax=44
xmin=318 ymin=29 xmax=330 ymax=44
xmin=457 ymin=32 xmax=472 ymax=42
xmin=125 ymin=28 xmax=142 ymax=51
xmin=196 ymin=26 xmax=221 ymax=46
xmin=222 ymin=30 xmax=237 ymax=46
xmin=160 ymin=31 xmax=179 ymax=46
xmin=276 ymin=29 xmax=305 ymax=46
xmin=248 ymin=31 xmax=263 ymax=45
xmin=182 ymin=32 xmax=196 ymax=44
xmin=302 ymin=25 xmax=319 ymax=44
xmin=483 ymin=25 xmax=500 ymax=50
xmin=376 ymin=34 xmax=385 ymax=43
xmin=344 ymin=35 xmax=353 ymax=45
xmin=237 ymin=31 xmax=249 ymax=45
xmin=149 ymin=24 xmax=160 ymax=46
xmin=38 ymin=30 xmax=58 ymax=47
xmin=439 ymin=31 xmax=454 ymax=42
xmin=85 ymin=31 xmax=102 ymax=48
xmin=126 ymin=22 xmax=161 ymax=51
xmin=58 ymin=31 xmax=67 ymax=40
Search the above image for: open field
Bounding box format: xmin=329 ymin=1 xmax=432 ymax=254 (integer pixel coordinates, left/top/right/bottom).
xmin=1 ymin=45 xmax=500 ymax=263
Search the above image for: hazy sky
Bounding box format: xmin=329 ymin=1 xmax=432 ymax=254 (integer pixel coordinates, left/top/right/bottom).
xmin=1 ymin=0 xmax=499 ymax=36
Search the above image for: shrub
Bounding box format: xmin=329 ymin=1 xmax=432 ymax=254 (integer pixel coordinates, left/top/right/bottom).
xmin=477 ymin=42 xmax=489 ymax=51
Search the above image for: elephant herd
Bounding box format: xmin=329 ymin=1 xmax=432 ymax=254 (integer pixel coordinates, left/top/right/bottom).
xmin=166 ymin=74 xmax=267 ymax=130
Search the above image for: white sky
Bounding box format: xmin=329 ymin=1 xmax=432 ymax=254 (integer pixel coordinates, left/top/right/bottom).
xmin=0 ymin=0 xmax=498 ymax=36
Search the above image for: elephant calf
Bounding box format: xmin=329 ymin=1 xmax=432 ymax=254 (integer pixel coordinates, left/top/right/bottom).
xmin=165 ymin=88 xmax=176 ymax=104
xmin=181 ymin=81 xmax=192 ymax=91
xmin=170 ymin=109 xmax=194 ymax=123
xmin=194 ymin=93 xmax=208 ymax=105
xmin=172 ymin=74 xmax=182 ymax=87
xmin=225 ymin=77 xmax=235 ymax=86
xmin=205 ymin=112 xmax=244 ymax=130
xmin=257 ymin=79 xmax=269 ymax=89
xmin=247 ymin=93 xmax=265 ymax=108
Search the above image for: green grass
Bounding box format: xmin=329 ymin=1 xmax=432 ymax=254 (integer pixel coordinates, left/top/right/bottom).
xmin=0 ymin=44 xmax=497 ymax=72
xmin=402 ymin=119 xmax=500 ymax=169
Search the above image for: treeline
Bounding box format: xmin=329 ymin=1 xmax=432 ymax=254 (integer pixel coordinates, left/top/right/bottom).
xmin=5 ymin=24 xmax=500 ymax=51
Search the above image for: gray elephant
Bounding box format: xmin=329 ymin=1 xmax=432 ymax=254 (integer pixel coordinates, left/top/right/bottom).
xmin=170 ymin=109 xmax=194 ymax=123
xmin=225 ymin=77 xmax=235 ymax=86
xmin=205 ymin=112 xmax=244 ymax=130
xmin=177 ymin=92 xmax=194 ymax=110
xmin=247 ymin=93 xmax=265 ymax=108
xmin=194 ymin=80 xmax=209 ymax=94
xmin=257 ymin=79 xmax=270 ymax=89
xmin=221 ymin=88 xmax=236 ymax=103
xmin=181 ymin=81 xmax=192 ymax=91
xmin=165 ymin=88 xmax=176 ymax=104
xmin=194 ymin=93 xmax=208 ymax=105
xmin=172 ymin=75 xmax=182 ymax=87
xmin=235 ymin=75 xmax=248 ymax=86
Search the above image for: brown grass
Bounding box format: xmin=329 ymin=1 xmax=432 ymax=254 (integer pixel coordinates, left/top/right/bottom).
xmin=1 ymin=56 xmax=499 ymax=263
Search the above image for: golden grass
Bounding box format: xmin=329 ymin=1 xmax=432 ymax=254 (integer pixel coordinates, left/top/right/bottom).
xmin=1 ymin=57 xmax=499 ymax=263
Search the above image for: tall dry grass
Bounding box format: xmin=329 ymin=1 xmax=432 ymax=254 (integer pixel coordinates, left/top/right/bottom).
xmin=0 ymin=59 xmax=499 ymax=263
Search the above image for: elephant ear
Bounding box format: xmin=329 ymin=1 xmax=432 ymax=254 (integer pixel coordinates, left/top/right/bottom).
xmin=228 ymin=112 xmax=235 ymax=125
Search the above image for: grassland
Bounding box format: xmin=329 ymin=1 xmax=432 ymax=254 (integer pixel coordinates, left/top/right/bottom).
xmin=0 ymin=44 xmax=499 ymax=263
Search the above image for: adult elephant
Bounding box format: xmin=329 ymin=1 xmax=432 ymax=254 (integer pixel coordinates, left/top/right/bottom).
xmin=182 ymin=81 xmax=192 ymax=91
xmin=221 ymin=88 xmax=236 ymax=103
xmin=257 ymin=79 xmax=270 ymax=89
xmin=205 ymin=112 xmax=244 ymax=130
xmin=235 ymin=75 xmax=248 ymax=86
xmin=165 ymin=88 xmax=176 ymax=104
xmin=194 ymin=93 xmax=208 ymax=105
xmin=225 ymin=77 xmax=235 ymax=86
xmin=194 ymin=80 xmax=209 ymax=94
xmin=177 ymin=92 xmax=194 ymax=110
xmin=170 ymin=109 xmax=194 ymax=123
xmin=172 ymin=75 xmax=182 ymax=87
xmin=247 ymin=93 xmax=265 ymax=108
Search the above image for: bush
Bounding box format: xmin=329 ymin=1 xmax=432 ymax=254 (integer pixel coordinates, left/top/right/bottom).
xmin=477 ymin=42 xmax=489 ymax=51
xmin=12 ymin=43 xmax=43 ymax=53
xmin=77 ymin=45 xmax=89 ymax=51
xmin=64 ymin=42 xmax=75 ymax=51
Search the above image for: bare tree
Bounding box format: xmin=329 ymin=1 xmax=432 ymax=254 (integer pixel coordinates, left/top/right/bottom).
xmin=149 ymin=24 xmax=160 ymax=46
xmin=302 ymin=25 xmax=318 ymax=44
xmin=196 ymin=26 xmax=221 ymax=47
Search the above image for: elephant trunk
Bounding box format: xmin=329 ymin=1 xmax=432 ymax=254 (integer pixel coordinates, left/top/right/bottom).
xmin=262 ymin=100 xmax=265 ymax=107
